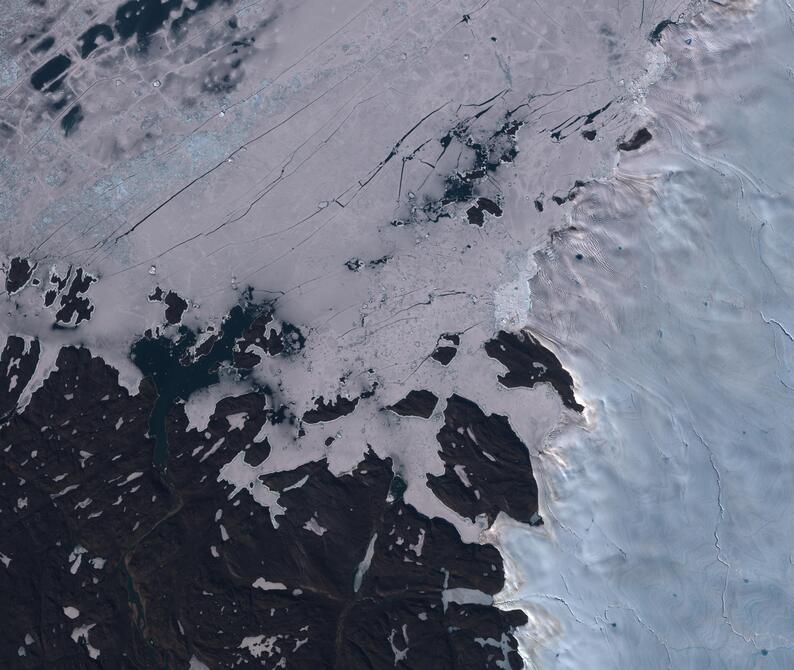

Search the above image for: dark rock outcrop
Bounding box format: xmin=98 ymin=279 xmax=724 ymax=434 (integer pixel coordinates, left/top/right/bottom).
xmin=386 ymin=390 xmax=438 ymax=419
xmin=0 ymin=346 xmax=527 ymax=669
xmin=164 ymin=291 xmax=188 ymax=325
xmin=5 ymin=257 xmax=35 ymax=294
xmin=431 ymin=333 xmax=460 ymax=366
xmin=618 ymin=127 xmax=652 ymax=152
xmin=0 ymin=335 xmax=40 ymax=417
xmin=302 ymin=394 xmax=359 ymax=424
xmin=485 ymin=330 xmax=583 ymax=412
xmin=427 ymin=394 xmax=539 ymax=525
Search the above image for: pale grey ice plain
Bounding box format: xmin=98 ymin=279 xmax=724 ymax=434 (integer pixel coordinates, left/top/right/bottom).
xmin=491 ymin=1 xmax=794 ymax=667
xmin=2 ymin=0 xmax=793 ymax=667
